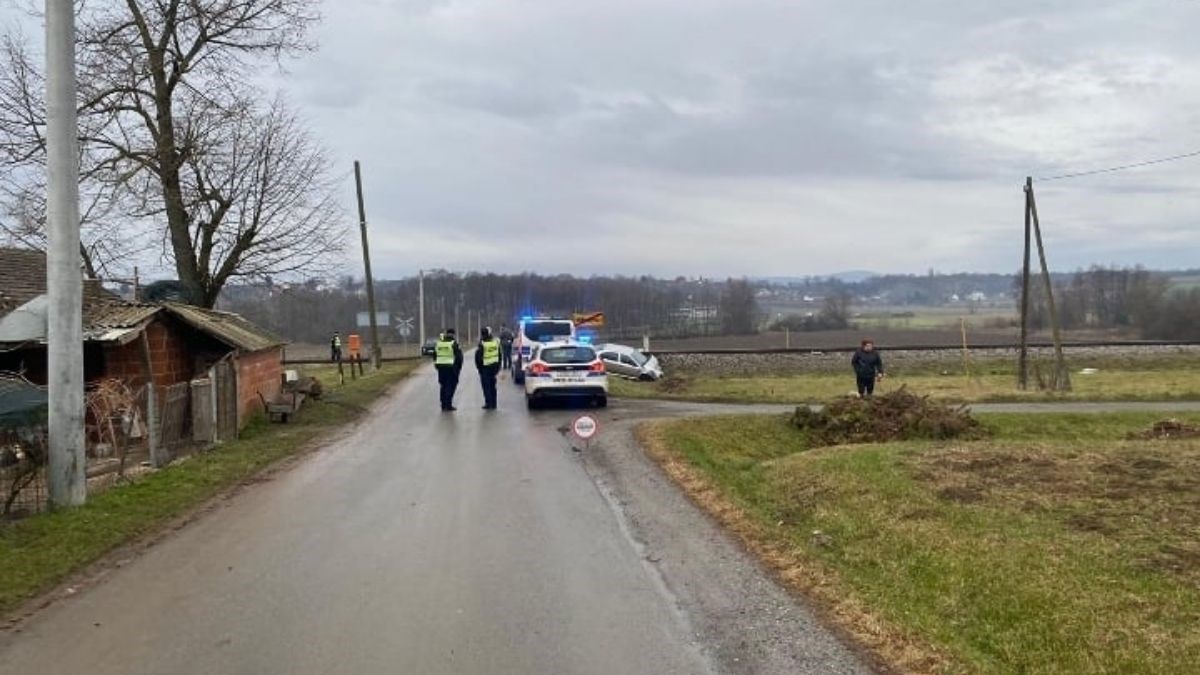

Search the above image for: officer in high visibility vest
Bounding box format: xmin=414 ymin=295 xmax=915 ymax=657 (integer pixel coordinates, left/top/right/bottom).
xmin=435 ymin=328 xmax=464 ymax=411
xmin=475 ymin=326 xmax=502 ymax=410
xmin=330 ymin=332 xmax=342 ymax=362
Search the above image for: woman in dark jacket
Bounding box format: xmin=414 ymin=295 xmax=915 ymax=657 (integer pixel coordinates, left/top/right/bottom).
xmin=850 ymin=339 xmax=885 ymax=397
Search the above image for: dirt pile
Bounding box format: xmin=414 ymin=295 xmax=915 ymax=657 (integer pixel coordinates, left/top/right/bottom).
xmin=791 ymin=387 xmax=989 ymax=446
xmin=1128 ymin=419 xmax=1200 ymax=440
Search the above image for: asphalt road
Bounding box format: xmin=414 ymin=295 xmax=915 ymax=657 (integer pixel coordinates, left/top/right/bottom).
xmin=0 ymin=366 xmax=869 ymax=675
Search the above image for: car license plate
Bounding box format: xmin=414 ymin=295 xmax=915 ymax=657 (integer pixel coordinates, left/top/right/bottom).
xmin=555 ymin=374 xmax=584 ymax=383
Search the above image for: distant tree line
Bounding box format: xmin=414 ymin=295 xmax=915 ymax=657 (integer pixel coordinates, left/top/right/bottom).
xmin=221 ymin=272 xmax=763 ymax=344
xmin=770 ymin=292 xmax=853 ymax=332
xmin=1019 ymin=265 xmax=1200 ymax=339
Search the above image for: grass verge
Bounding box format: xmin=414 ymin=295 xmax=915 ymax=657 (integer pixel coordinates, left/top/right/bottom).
xmin=614 ymin=368 xmax=1200 ymax=404
xmin=641 ymin=410 xmax=1200 ymax=674
xmin=0 ymin=361 xmax=417 ymax=615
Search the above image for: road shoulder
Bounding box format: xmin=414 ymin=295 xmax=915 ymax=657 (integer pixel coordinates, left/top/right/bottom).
xmin=579 ymin=411 xmax=876 ymax=675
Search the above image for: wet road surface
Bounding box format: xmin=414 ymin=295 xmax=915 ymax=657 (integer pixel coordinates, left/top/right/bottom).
xmin=0 ymin=366 xmax=869 ymax=675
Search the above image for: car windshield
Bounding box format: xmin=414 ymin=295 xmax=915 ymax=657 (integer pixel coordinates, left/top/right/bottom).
xmin=628 ymin=350 xmax=649 ymax=366
xmin=524 ymin=321 xmax=572 ymax=342
xmin=539 ymin=346 xmax=596 ymax=364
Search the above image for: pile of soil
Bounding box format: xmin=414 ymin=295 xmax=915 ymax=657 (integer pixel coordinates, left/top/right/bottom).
xmin=1128 ymin=419 xmax=1200 ymax=441
xmin=791 ymin=387 xmax=989 ymax=447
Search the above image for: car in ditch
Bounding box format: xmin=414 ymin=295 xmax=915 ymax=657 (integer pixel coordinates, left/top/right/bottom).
xmin=524 ymin=341 xmax=608 ymax=409
xmin=596 ymin=343 xmax=663 ymax=381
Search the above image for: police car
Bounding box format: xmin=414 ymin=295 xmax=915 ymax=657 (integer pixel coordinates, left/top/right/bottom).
xmin=511 ymin=317 xmax=576 ymax=384
xmin=523 ymin=340 xmax=608 ymax=409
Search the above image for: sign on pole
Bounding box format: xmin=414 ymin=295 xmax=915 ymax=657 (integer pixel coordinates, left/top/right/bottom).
xmin=357 ymin=311 xmax=389 ymax=328
xmin=395 ymin=316 xmax=414 ymax=337
xmin=573 ymin=311 xmax=605 ymax=327
xmin=571 ymin=414 xmax=599 ymax=443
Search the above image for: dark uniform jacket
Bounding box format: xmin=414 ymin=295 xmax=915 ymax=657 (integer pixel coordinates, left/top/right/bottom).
xmin=851 ymin=349 xmax=884 ymax=378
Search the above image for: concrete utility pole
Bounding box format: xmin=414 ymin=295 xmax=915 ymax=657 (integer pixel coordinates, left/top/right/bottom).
xmin=354 ymin=161 xmax=382 ymax=369
xmin=418 ymin=270 xmax=426 ymax=345
xmin=45 ymin=0 xmax=86 ymax=506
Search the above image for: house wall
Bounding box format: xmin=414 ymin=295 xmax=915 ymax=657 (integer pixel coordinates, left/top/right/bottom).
xmin=102 ymin=321 xmax=194 ymax=388
xmin=236 ymin=347 xmax=283 ymax=424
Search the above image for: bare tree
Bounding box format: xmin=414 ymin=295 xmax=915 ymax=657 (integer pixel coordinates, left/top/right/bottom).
xmin=0 ymin=1 xmax=343 ymax=305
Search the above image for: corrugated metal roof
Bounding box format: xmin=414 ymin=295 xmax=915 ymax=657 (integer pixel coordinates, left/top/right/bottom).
xmin=83 ymin=302 xmax=160 ymax=343
xmin=163 ymin=303 xmax=285 ymax=352
xmin=0 ymin=296 xmax=159 ymax=345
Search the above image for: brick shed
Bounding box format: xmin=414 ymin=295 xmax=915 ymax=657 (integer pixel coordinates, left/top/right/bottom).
xmin=0 ymin=248 xmax=286 ymax=443
xmin=162 ymin=303 xmax=286 ymax=426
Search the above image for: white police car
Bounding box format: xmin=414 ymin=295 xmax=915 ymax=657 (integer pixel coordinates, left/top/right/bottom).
xmin=523 ymin=341 xmax=608 ymax=409
xmin=511 ymin=317 xmax=576 ymax=384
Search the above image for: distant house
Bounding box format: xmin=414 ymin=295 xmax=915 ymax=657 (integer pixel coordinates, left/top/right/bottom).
xmin=0 ymin=247 xmax=285 ymax=454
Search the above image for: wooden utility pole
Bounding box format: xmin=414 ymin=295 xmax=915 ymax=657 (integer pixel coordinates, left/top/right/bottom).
xmin=354 ymin=161 xmax=382 ymax=370
xmin=1027 ymin=181 xmax=1071 ymax=391
xmin=1018 ymin=178 xmax=1033 ymax=389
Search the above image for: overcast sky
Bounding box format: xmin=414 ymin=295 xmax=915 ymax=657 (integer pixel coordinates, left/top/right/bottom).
xmin=12 ymin=0 xmax=1200 ymax=279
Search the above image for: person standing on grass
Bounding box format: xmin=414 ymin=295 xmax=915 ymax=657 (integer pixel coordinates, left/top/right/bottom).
xmin=851 ymin=338 xmax=885 ymax=398
xmin=330 ymin=332 xmax=343 ymax=362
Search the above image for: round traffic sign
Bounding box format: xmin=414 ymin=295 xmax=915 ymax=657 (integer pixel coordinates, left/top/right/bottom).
xmin=572 ymin=414 xmax=599 ymax=441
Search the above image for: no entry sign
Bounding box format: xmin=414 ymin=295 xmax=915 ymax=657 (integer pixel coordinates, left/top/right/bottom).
xmin=572 ymin=414 xmax=599 ymax=441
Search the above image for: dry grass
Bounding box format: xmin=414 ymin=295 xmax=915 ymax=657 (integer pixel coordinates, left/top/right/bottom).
xmin=642 ymin=411 xmax=1200 ymax=674
xmin=614 ymin=369 xmax=1200 ymax=404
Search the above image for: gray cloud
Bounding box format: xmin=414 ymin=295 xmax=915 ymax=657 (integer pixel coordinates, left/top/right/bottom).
xmin=10 ymin=0 xmax=1200 ymax=278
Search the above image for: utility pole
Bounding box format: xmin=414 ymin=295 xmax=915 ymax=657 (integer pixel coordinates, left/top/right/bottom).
xmin=1027 ymin=180 xmax=1070 ymax=391
xmin=1018 ymin=178 xmax=1032 ymax=389
xmin=354 ymin=161 xmax=382 ymax=369
xmin=45 ymin=1 xmax=85 ymax=507
xmin=418 ymin=270 xmax=426 ymax=345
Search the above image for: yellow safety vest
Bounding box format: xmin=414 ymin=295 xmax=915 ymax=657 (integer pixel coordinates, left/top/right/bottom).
xmin=435 ymin=338 xmax=456 ymax=366
xmin=481 ymin=339 xmax=501 ymax=366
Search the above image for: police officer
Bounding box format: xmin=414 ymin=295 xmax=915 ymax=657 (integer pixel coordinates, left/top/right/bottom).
xmin=498 ymin=324 xmax=515 ymax=371
xmin=475 ymin=327 xmax=502 ymax=409
xmin=435 ymin=328 xmax=464 ymax=411
xmin=330 ymin=332 xmax=342 ymax=362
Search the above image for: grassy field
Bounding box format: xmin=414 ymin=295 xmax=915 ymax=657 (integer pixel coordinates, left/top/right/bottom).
xmin=642 ymin=411 xmax=1200 ymax=674
xmin=852 ymin=306 xmax=1014 ymax=331
xmin=614 ymin=363 xmax=1200 ymax=404
xmin=0 ymin=362 xmax=417 ymax=615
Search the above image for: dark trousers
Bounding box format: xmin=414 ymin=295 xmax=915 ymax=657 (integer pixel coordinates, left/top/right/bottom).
xmin=480 ymin=369 xmax=498 ymax=408
xmin=501 ymin=344 xmax=512 ymax=370
xmin=856 ymin=374 xmax=876 ymax=397
xmin=331 ymin=347 xmax=341 ymax=362
xmin=437 ymin=367 xmax=459 ymax=409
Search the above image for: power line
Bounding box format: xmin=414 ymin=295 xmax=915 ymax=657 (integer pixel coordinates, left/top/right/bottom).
xmin=1035 ymin=149 xmax=1200 ymax=182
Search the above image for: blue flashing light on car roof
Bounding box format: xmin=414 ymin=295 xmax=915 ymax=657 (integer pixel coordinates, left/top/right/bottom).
xmin=521 ymin=315 xmax=534 ymax=322
xmin=578 ymin=335 xmax=592 ymax=344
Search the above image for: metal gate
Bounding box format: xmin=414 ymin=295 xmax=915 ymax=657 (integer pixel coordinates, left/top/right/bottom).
xmin=212 ymin=357 xmax=238 ymax=442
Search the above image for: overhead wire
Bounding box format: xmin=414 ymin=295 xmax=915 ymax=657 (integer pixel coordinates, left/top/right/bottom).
xmin=1035 ymin=149 xmax=1200 ymax=182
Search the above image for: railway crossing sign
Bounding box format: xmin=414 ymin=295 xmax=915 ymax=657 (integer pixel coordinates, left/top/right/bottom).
xmin=395 ymin=316 xmax=414 ymax=338
xmin=573 ymin=311 xmax=605 ymax=327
